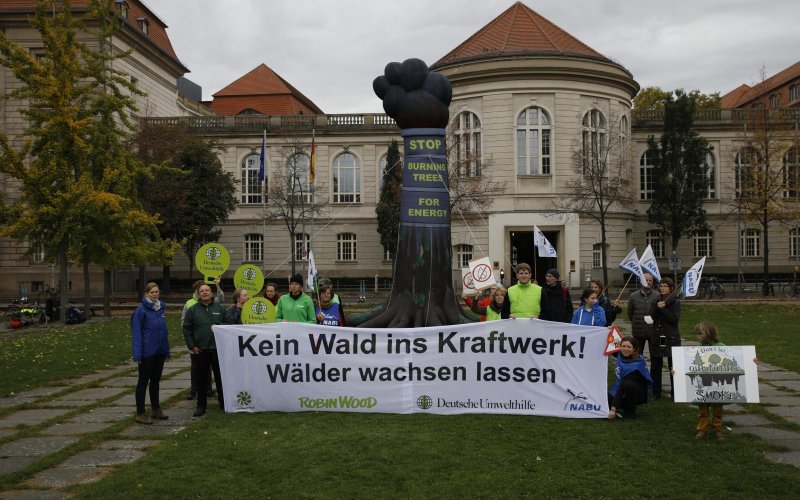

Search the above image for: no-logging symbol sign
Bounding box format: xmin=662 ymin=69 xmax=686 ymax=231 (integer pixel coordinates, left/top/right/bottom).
xmin=463 ymin=272 xmax=475 ymax=289
xmin=472 ymin=264 xmax=492 ymax=284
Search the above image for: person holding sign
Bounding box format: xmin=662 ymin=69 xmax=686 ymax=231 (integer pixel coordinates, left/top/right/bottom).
xmin=276 ymin=274 xmax=316 ymax=324
xmin=227 ymin=289 xmax=248 ymax=325
xmin=182 ymin=278 xmax=224 ymax=401
xmin=470 ymin=287 xmax=506 ymax=321
xmin=131 ymin=283 xmax=170 ymax=425
xmin=183 ymin=284 xmax=230 ymax=417
xmin=501 ymin=263 xmax=541 ymax=319
xmin=608 ymin=336 xmax=653 ymax=420
xmin=315 ymin=285 xmax=345 ymax=326
xmin=648 ymin=277 xmax=681 ymax=400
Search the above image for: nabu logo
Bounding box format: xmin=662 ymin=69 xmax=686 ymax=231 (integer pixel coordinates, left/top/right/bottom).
xmin=236 ymin=391 xmax=252 ymax=407
xmin=243 ymin=268 xmax=257 ymax=280
xmin=564 ymin=388 xmax=601 ymax=412
xmin=206 ymin=247 xmax=222 ymax=260
xmin=251 ymin=301 xmax=268 ymax=314
xmin=416 ymin=395 xmax=432 ymax=410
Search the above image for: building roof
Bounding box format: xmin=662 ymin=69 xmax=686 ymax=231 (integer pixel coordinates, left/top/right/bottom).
xmin=721 ymin=60 xmax=800 ymax=108
xmin=433 ymin=1 xmax=612 ymax=69
xmin=210 ymin=64 xmax=323 ymax=115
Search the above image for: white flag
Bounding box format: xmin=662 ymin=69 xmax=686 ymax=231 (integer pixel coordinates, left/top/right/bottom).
xmin=619 ymin=248 xmax=648 ymax=287
xmin=681 ymin=257 xmax=706 ymax=297
xmin=533 ymin=225 xmax=557 ymax=257
xmin=639 ymin=244 xmax=662 ymax=283
xmin=306 ymin=250 xmax=318 ymax=292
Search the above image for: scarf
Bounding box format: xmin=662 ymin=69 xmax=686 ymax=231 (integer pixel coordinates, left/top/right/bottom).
xmin=144 ymin=297 xmax=161 ymax=311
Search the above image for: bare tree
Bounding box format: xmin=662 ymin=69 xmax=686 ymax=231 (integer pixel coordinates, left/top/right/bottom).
xmin=264 ymin=136 xmax=327 ymax=276
xmin=727 ymin=72 xmax=800 ymax=280
xmin=553 ymin=112 xmax=633 ymax=287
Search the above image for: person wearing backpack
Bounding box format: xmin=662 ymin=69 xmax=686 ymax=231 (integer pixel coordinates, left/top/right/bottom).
xmin=539 ymin=268 xmax=573 ymax=323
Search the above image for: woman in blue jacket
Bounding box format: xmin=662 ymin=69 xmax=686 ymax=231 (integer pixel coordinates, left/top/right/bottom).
xmin=131 ymin=282 xmax=170 ymax=424
xmin=571 ymin=288 xmax=606 ymax=327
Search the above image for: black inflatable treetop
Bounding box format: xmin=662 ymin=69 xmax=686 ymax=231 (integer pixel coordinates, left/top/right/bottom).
xmin=373 ymin=58 xmax=452 ymax=129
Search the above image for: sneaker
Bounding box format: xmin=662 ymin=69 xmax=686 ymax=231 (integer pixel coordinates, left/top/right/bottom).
xmin=695 ymin=432 xmax=706 ymax=439
xmin=192 ymin=407 xmax=206 ymax=418
xmin=151 ymin=408 xmax=169 ymax=420
xmin=135 ymin=413 xmax=153 ymax=425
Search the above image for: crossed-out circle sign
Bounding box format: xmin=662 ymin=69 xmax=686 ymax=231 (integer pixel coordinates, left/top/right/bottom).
xmin=195 ymin=243 xmax=230 ymax=284
xmin=472 ymin=263 xmax=493 ymax=285
xmin=462 ymin=272 xmax=475 ymax=290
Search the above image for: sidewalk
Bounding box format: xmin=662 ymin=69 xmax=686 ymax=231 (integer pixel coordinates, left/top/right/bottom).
xmin=1 ymin=334 xmax=800 ymax=498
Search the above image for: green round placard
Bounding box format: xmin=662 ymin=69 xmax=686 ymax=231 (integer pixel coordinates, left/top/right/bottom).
xmin=195 ymin=243 xmax=230 ymax=283
xmin=233 ymin=264 xmax=264 ymax=296
xmin=241 ymin=297 xmax=277 ymax=324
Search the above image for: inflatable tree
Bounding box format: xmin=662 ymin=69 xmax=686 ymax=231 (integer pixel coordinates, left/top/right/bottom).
xmin=358 ymin=59 xmax=467 ymax=327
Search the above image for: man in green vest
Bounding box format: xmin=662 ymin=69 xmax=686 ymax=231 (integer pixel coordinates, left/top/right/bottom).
xmin=501 ymin=263 xmax=542 ymax=319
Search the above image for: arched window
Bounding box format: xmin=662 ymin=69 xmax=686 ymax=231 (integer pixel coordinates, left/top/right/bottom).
xmin=735 ymin=147 xmax=757 ymax=199
xmin=454 ymin=111 xmax=482 ymax=177
xmin=704 ymin=152 xmax=716 ymax=199
xmin=333 ymin=152 xmax=361 ymax=203
xmin=237 ymin=108 xmax=263 ymax=116
xmin=784 ymin=147 xmax=799 ymax=198
xmin=646 ymin=230 xmax=665 ymax=258
xmin=337 ymin=233 xmax=357 ymax=261
xmin=516 ymin=106 xmax=551 ymax=175
xmin=287 ymin=153 xmax=312 ymax=204
xmin=740 ymin=229 xmax=760 ymax=257
xmin=582 ymin=109 xmax=607 ymax=172
xmin=619 ymin=115 xmax=629 ymax=163
xmin=639 ymin=152 xmax=654 ymax=200
xmin=693 ymin=230 xmax=714 ymax=257
xmin=241 ymin=153 xmax=263 ymax=204
xmin=454 ymin=244 xmax=473 ymax=268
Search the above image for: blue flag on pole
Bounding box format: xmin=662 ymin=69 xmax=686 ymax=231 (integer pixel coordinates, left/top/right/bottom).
xmin=258 ymin=130 xmax=266 ymax=185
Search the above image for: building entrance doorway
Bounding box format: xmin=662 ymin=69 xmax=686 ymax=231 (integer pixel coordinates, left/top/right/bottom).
xmin=509 ymin=230 xmax=559 ymax=286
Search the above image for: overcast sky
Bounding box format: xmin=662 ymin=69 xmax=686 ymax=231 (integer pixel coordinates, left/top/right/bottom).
xmin=151 ymin=0 xmax=799 ymax=114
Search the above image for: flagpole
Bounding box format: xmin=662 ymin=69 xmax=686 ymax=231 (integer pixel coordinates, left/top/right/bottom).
xmin=614 ymin=273 xmax=635 ymax=303
xmin=260 ymin=130 xmax=267 ymax=276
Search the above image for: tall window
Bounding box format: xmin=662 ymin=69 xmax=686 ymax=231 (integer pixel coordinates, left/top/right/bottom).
xmin=244 ymin=234 xmax=263 ymax=262
xmin=384 ymin=247 xmax=394 ymax=261
xmin=287 ymin=153 xmax=312 ymax=204
xmin=582 ymin=109 xmax=607 ymax=172
xmin=516 ymin=106 xmax=551 ymax=175
xmin=30 ymin=241 xmax=45 ymax=263
xmin=592 ymin=244 xmax=603 ymax=268
xmin=454 ymin=112 xmax=482 ymax=177
xmin=704 ymin=152 xmax=716 ymax=199
xmin=337 ymin=233 xmax=357 ymax=261
xmin=378 ymin=154 xmax=387 ymax=191
xmin=241 ymin=153 xmax=263 ymax=204
xmin=136 ymin=17 xmax=149 ymax=35
xmin=735 ymin=147 xmax=757 ymax=199
xmin=693 ymin=230 xmax=714 ymax=258
xmin=294 ymin=233 xmax=309 ymax=262
xmin=770 ymin=94 xmax=780 ymax=108
xmin=333 ymin=152 xmax=361 ymax=203
xmin=455 ymin=244 xmax=473 ymax=268
xmin=639 ymin=152 xmax=654 ymax=200
xmin=740 ymin=229 xmax=761 ymax=257
xmin=790 ymin=84 xmax=800 ymax=102
xmin=784 ymin=147 xmax=799 ymax=198
xmin=646 ymin=230 xmax=665 ymax=258
xmin=790 ymin=228 xmax=800 ymax=258
xmin=619 ymin=116 xmax=629 ymax=163
xmin=115 ymin=1 xmax=129 ymax=18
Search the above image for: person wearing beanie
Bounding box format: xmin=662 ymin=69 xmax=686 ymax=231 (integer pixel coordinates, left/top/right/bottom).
xmin=276 ymin=273 xmax=316 ymax=323
xmin=539 ymin=268 xmax=573 ymax=323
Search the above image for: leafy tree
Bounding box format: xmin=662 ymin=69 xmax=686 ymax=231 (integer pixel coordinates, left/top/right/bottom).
xmin=446 ymin=119 xmax=505 ymax=217
xmin=728 ymin=69 xmax=800 ymax=280
xmin=264 ymin=137 xmax=327 ymax=276
xmin=634 ymin=86 xmax=720 ymax=110
xmin=376 ymin=140 xmax=402 ymax=262
xmin=646 ymin=90 xmax=713 ymax=257
xmin=554 ymin=113 xmax=633 ymax=287
xmin=693 ymin=351 xmax=704 ymax=366
xmin=0 ymin=0 xmax=169 ymax=320
xmin=708 ymin=353 xmax=721 ymax=366
xmin=135 ymin=123 xmax=237 ymax=287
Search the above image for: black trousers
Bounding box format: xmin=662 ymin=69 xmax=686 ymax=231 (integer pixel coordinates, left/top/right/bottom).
xmin=650 ymin=356 xmax=674 ymax=398
xmin=189 ymin=354 xmax=213 ymax=394
xmin=192 ymin=350 xmax=224 ymax=411
xmin=136 ymin=354 xmax=166 ymax=414
xmin=610 ymin=377 xmax=646 ymax=417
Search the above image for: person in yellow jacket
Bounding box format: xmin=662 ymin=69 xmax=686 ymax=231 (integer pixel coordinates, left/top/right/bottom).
xmin=500 ymin=263 xmax=542 ymax=319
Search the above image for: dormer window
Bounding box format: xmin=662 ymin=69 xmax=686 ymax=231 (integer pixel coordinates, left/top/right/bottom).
xmin=790 ymin=84 xmax=800 ymax=103
xmin=137 ymin=17 xmax=149 ymax=35
xmin=115 ymin=1 xmax=128 ymax=19
xmin=770 ymin=94 xmax=780 ymax=108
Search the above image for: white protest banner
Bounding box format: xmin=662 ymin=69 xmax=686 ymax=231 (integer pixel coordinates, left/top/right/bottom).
xmin=619 ymin=248 xmax=648 ymax=288
xmin=672 ymin=345 xmax=759 ymax=404
xmin=461 ymin=267 xmax=475 ymax=294
xmin=680 ymin=257 xmax=706 ymax=298
xmin=214 ymin=320 xmax=609 ymax=418
xmin=533 ymin=225 xmax=557 ymax=257
xmin=639 ymin=244 xmax=662 ymax=283
xmin=468 ymin=256 xmax=497 ymax=291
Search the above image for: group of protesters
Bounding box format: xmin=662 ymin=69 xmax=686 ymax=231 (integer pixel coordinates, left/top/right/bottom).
xmin=130 ymin=273 xmax=347 ymax=423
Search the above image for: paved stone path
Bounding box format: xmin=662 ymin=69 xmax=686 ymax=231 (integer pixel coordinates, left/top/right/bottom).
xmin=1 ymin=337 xmax=800 ymax=497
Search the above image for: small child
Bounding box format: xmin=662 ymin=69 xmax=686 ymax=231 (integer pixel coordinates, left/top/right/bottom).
xmin=694 ymin=321 xmax=725 ymax=440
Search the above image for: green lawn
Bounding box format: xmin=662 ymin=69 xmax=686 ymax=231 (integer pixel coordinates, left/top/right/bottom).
xmin=1 ymin=304 xmax=799 ymax=497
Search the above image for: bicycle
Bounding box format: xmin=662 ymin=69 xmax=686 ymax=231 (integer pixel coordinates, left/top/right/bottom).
xmin=4 ymin=298 xmax=48 ymax=327
xmin=783 ymin=280 xmax=800 ymax=298
xmin=704 ymin=277 xmax=726 ymax=299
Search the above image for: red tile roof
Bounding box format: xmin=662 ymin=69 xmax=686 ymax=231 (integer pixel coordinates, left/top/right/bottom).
xmin=721 ymin=61 xmax=800 ymax=108
xmin=211 ymin=64 xmax=323 ymax=115
xmin=433 ymin=1 xmax=611 ymax=68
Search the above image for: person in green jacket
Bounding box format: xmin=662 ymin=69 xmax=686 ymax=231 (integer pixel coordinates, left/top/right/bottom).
xmin=276 ymin=274 xmax=316 ymax=324
xmin=501 ymin=263 xmax=542 ymax=319
xmin=183 ymin=284 xmax=230 ymax=417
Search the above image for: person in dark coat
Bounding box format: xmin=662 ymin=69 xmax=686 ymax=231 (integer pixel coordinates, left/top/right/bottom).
xmin=539 ymin=268 xmax=573 ymax=323
xmin=131 ymin=282 xmax=170 ymax=424
xmin=648 ymin=277 xmax=681 ymax=400
xmin=608 ymin=336 xmax=653 ymax=420
xmin=627 ymin=273 xmax=659 ymax=356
